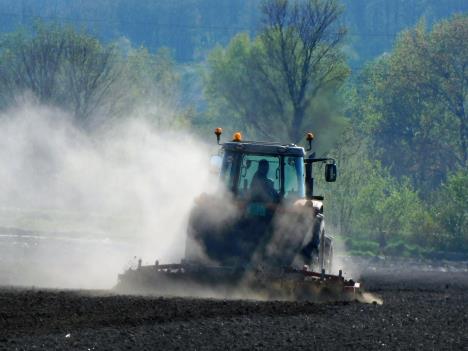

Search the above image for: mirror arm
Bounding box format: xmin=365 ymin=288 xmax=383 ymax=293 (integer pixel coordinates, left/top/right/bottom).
xmin=305 ymin=158 xmax=335 ymax=164
xmin=305 ymin=163 xmax=314 ymax=199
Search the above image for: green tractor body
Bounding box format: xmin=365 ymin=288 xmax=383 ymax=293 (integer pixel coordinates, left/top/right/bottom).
xmin=186 ymin=139 xmax=335 ymax=273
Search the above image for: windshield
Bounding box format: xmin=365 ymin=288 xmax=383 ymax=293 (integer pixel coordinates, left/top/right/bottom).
xmin=220 ymin=152 xmax=304 ymax=200
xmin=238 ymin=154 xmax=280 ymax=201
xmin=284 ymin=156 xmax=305 ymax=199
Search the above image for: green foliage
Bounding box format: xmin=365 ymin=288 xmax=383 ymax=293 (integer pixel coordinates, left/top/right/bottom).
xmin=344 ymin=0 xmax=468 ymax=65
xmin=0 ymin=0 xmax=263 ymax=62
xmin=0 ymin=23 xmax=185 ymax=126
xmin=321 ymin=140 xmax=428 ymax=246
xmin=318 ymin=15 xmax=468 ymax=256
xmin=0 ymin=22 xmax=122 ymax=120
xmin=352 ymin=173 xmax=427 ymax=246
xmin=318 ymin=123 xmax=453 ymax=254
xmin=342 ymin=236 xmax=447 ymax=258
xmin=121 ymin=47 xmax=189 ymax=128
xmin=204 ymin=34 xmax=264 ymax=136
xmin=316 ymin=126 xmax=370 ymax=235
xmin=0 ymin=0 xmax=466 ymax=64
xmin=432 ymin=170 xmax=468 ymax=251
xmin=126 ymin=47 xmax=179 ymax=101
xmin=204 ymin=0 xmax=349 ymax=145
xmin=345 ymin=238 xmax=380 ymax=255
xmin=354 ymin=15 xmax=468 ymax=193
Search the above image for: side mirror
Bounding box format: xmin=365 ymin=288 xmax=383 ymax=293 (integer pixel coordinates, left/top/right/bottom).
xmin=325 ymin=163 xmax=337 ymax=182
xmin=210 ymin=155 xmax=222 ymax=174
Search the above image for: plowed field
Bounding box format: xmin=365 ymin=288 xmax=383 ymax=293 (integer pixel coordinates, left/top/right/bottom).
xmin=1 ymin=266 xmax=467 ymax=350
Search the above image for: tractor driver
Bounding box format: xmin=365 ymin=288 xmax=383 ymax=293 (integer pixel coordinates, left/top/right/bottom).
xmin=250 ymin=159 xmax=279 ymax=203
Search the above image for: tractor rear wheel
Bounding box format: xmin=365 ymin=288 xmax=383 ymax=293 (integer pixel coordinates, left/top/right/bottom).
xmin=324 ymin=244 xmax=334 ymax=273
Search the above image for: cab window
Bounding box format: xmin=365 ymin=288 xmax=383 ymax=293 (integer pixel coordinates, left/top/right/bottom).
xmin=237 ymin=155 xmax=280 ymax=198
xmin=284 ymin=156 xmax=305 ymax=199
xmin=220 ymin=152 xmax=238 ymax=192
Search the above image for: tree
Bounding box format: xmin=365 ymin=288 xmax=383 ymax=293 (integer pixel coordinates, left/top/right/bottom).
xmin=354 ymin=15 xmax=468 ymax=193
xmin=60 ymin=29 xmax=122 ymax=119
xmin=314 ymin=125 xmax=369 ymax=236
xmin=0 ymin=23 xmax=186 ymax=126
xmin=351 ymin=172 xmax=425 ymax=249
xmin=0 ymin=22 xmax=122 ymax=121
xmin=403 ymin=16 xmax=468 ymax=167
xmin=121 ymin=47 xmax=188 ymax=128
xmin=205 ymin=0 xmax=348 ymax=143
xmin=433 ymin=170 xmax=468 ymax=251
xmin=260 ymin=0 xmax=347 ymax=142
xmin=0 ymin=24 xmax=67 ymax=107
xmin=344 ymin=0 xmax=468 ymax=65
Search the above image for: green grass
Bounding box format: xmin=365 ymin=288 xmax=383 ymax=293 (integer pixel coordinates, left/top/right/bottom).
xmin=340 ymin=236 xmax=435 ymax=259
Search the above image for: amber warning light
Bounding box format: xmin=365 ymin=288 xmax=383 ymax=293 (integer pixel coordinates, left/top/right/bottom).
xmin=232 ymin=132 xmax=242 ymax=142
xmin=214 ymin=127 xmax=223 ymax=144
xmin=306 ymin=132 xmax=314 ymax=151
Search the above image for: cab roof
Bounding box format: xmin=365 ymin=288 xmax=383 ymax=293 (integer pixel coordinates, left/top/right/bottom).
xmin=222 ymin=141 xmax=305 ymax=157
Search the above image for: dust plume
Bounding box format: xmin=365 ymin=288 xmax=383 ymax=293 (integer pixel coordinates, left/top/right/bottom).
xmin=0 ymin=101 xmax=213 ymax=289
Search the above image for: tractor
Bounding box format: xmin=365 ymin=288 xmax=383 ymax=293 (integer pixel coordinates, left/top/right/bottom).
xmin=117 ymin=130 xmax=359 ymax=300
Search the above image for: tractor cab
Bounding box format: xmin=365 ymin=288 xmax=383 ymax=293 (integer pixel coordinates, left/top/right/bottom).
xmin=182 ymin=129 xmax=338 ymax=267
xmin=219 ymin=141 xmax=305 ymax=203
xmin=212 ymin=130 xmax=337 ymax=205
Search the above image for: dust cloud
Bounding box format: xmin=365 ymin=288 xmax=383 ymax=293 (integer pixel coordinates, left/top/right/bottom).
xmin=0 ymin=101 xmax=214 ymax=289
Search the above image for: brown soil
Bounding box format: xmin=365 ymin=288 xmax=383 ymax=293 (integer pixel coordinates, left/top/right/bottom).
xmin=1 ymin=269 xmax=467 ymax=350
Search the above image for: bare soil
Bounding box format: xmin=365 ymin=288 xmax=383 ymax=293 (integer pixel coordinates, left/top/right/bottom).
xmin=1 ymin=267 xmax=467 ymax=350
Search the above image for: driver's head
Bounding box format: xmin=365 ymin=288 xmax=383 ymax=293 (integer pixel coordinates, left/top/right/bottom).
xmin=258 ymin=159 xmax=269 ymax=177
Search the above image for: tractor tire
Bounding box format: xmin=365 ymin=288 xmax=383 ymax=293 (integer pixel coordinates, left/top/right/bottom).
xmin=319 ymin=229 xmax=333 ymax=274
xmin=299 ymin=214 xmax=323 ymax=268
xmin=324 ymin=243 xmax=334 ymax=274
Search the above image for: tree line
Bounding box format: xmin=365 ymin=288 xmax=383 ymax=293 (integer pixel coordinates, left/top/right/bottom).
xmin=0 ymin=0 xmax=466 ymax=63
xmin=0 ymin=22 xmax=186 ymax=127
